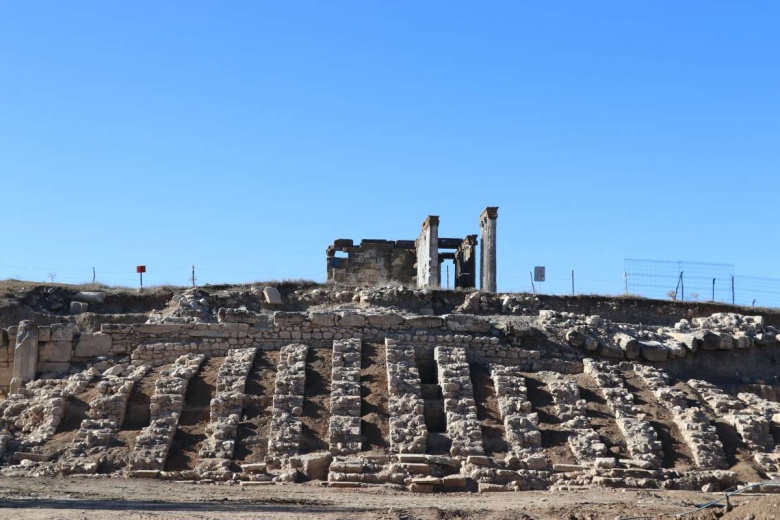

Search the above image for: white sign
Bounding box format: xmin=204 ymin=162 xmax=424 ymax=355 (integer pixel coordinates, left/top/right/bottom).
xmin=534 ymin=266 xmax=546 ymax=282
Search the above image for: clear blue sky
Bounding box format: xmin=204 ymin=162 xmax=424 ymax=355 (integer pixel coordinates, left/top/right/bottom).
xmin=1 ymin=2 xmax=778 ymax=304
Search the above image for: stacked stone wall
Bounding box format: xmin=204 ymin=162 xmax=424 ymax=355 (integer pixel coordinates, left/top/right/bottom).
xmin=633 ymin=365 xmax=726 ymax=469
xmin=329 ymin=339 xmax=362 ymax=455
xmin=434 ymin=346 xmax=484 ymax=457
xmin=539 ymin=371 xmax=606 ymax=466
xmin=59 ymin=364 xmax=150 ymax=474
xmin=128 ymin=354 xmax=204 ymax=471
xmin=688 ymin=378 xmax=780 ymax=476
xmin=385 ymin=339 xmax=427 ymax=453
xmin=199 ymin=348 xmax=257 ymax=460
xmin=583 ymin=359 xmax=663 ymax=468
xmin=267 ymin=343 xmax=308 ymax=464
xmin=491 ymin=365 xmax=547 ymax=470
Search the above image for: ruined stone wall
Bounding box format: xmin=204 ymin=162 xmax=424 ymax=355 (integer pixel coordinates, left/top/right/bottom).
xmin=327 ymin=239 xmax=416 ymax=286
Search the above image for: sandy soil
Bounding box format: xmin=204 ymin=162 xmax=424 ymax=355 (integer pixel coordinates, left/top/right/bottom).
xmin=0 ymin=475 xmax=749 ymax=520
xmin=361 ymin=342 xmax=390 ymax=453
xmin=234 ymin=350 xmax=279 ymax=465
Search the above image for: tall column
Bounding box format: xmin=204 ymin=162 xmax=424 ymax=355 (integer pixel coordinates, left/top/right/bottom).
xmin=454 ymin=234 xmax=478 ymax=289
xmin=479 ymin=207 xmax=498 ymax=293
xmin=415 ymin=215 xmax=439 ymax=289
xmin=10 ymin=320 xmax=38 ymax=394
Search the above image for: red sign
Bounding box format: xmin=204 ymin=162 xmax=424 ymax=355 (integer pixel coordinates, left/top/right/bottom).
xmin=136 ymin=265 xmax=146 ymax=273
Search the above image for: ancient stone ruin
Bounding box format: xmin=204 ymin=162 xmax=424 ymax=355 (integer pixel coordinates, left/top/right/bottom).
xmin=1 ymin=281 xmax=780 ymax=494
xmin=326 ymin=207 xmax=497 ymax=292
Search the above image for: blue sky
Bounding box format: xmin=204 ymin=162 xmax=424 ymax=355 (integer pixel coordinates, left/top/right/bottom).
xmin=1 ymin=2 xmax=778 ymax=304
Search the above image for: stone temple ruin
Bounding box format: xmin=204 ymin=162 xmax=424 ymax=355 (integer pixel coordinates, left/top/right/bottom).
xmin=2 ymin=274 xmax=780 ymax=494
xmin=327 ymin=207 xmax=498 ymax=292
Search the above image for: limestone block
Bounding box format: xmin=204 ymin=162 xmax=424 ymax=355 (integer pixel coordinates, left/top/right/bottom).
xmin=74 ymin=333 xmax=112 ymax=359
xmin=0 ymin=364 xmax=12 ymax=389
xmin=639 ymin=341 xmax=668 ymax=362
xmin=405 ymin=316 xmax=444 ymax=329
xmin=74 ymin=291 xmax=105 ymax=304
xmin=263 ymin=287 xmax=283 ymax=305
xmin=37 ymin=327 xmax=51 ymax=343
xmin=718 ymin=334 xmax=734 ymax=350
xmin=273 ymin=312 xmax=307 ymax=327
xmin=39 ymin=340 xmax=74 ymax=363
xmin=290 ymin=451 xmax=332 ymax=480
xmin=444 ymin=314 xmax=492 ymax=333
xmin=614 ymin=333 xmax=640 ymax=359
xmin=695 ymin=331 xmax=721 ymax=350
xmin=50 ymin=323 xmax=80 ymax=342
xmin=338 ymin=313 xmax=366 ymax=327
xmin=12 ymin=320 xmax=38 ymax=384
xmin=668 ymin=333 xmax=698 ymax=353
xmin=132 ymin=324 xmax=185 ymax=334
xmin=734 ymin=334 xmax=752 ymax=349
xmin=599 ymin=342 xmax=624 ymax=359
xmin=366 ymin=313 xmax=404 ymax=328
xmin=310 ymin=312 xmax=337 ymax=327
xmin=70 ymin=301 xmax=89 ymax=315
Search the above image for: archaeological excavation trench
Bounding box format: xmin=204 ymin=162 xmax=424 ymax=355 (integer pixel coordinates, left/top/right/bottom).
xmin=2 ymin=284 xmax=780 ymax=494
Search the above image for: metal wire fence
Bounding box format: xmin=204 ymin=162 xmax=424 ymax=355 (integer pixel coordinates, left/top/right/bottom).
xmin=624 ymin=259 xmax=780 ymax=309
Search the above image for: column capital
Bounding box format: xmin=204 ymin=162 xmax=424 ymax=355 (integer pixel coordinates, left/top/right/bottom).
xmin=421 ymin=215 xmax=440 ymax=231
xmin=480 ymin=207 xmax=499 ymax=220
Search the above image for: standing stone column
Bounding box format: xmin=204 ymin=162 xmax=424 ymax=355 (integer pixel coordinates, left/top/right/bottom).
xmin=479 ymin=207 xmax=498 ymax=293
xmin=10 ymin=320 xmax=38 ymax=394
xmin=415 ymin=215 xmax=439 ymax=289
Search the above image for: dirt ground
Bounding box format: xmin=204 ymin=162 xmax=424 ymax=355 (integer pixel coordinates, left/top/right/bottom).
xmin=1 ymin=475 xmax=767 ymax=520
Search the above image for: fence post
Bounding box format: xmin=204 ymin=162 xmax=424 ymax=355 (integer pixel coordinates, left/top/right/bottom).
xmin=571 ymin=270 xmax=575 ymax=296
xmin=732 ymin=276 xmax=735 ymax=305
xmin=712 ymin=278 xmax=716 ymax=302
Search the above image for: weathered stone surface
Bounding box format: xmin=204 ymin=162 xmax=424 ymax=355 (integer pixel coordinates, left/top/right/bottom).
xmin=39 ymin=341 xmax=74 ymax=363
xmin=695 ymin=330 xmax=721 ymax=350
xmin=74 ymin=333 xmax=112 ymax=359
xmin=75 ymin=291 xmax=106 ymax=304
xmin=12 ymin=321 xmax=38 ymax=389
xmin=639 ymin=341 xmax=668 ymax=362
xmin=309 ymin=312 xmax=337 ymax=327
xmin=405 ymin=316 xmax=444 ymax=329
xmin=69 ymin=301 xmax=88 ymax=315
xmin=443 ymin=314 xmax=492 ymax=333
xmin=50 ymin=323 xmax=80 ymax=342
xmin=273 ymin=312 xmax=308 ymax=327
xmin=366 ymin=313 xmax=404 ymax=327
xmin=614 ymin=333 xmax=640 ymax=359
xmin=338 ymin=313 xmax=366 ymax=328
xmin=290 ymin=452 xmax=333 ymax=480
xmin=263 ymin=287 xmax=283 ymax=305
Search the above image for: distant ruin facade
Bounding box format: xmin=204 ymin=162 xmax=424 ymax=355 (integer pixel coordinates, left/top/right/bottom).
xmin=326 ymin=207 xmax=497 ymax=291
